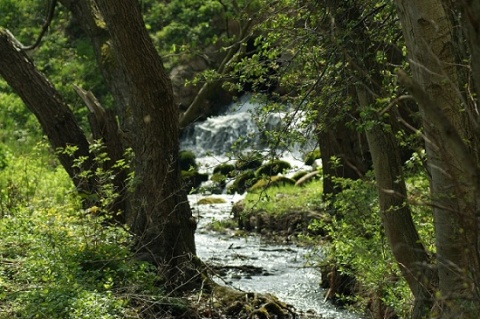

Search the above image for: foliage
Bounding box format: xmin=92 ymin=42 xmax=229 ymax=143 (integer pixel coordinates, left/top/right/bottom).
xmin=307 ymin=173 xmax=435 ymax=317
xmin=0 ymin=141 xmax=182 ymax=318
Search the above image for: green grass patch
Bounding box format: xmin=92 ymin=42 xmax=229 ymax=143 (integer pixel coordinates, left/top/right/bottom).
xmin=243 ymin=179 xmax=323 ymax=216
xmin=0 ymin=141 xmax=179 ymax=318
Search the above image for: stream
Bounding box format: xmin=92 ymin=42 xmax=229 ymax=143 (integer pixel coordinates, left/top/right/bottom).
xmin=191 ymin=194 xmax=361 ymax=319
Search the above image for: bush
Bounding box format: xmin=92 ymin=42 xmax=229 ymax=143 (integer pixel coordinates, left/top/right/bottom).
xmin=307 ymin=175 xmax=432 ymax=317
xmin=0 ymin=142 xmax=180 ymax=318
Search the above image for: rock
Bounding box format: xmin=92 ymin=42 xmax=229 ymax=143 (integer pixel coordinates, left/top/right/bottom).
xmin=295 ymin=170 xmax=320 ymax=186
xmin=197 ymin=197 xmax=227 ymax=205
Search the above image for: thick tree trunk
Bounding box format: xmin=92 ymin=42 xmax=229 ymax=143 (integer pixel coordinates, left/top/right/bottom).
xmin=395 ymin=0 xmax=480 ymax=316
xmin=93 ymin=0 xmax=199 ymax=288
xmin=58 ymin=0 xmax=131 ymax=128
xmin=318 ymin=115 xmax=369 ymax=199
xmin=460 ymin=1 xmax=480 ymax=101
xmin=0 ymin=29 xmax=94 ymax=196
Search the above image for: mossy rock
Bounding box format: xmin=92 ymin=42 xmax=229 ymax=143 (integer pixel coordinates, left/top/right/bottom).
xmin=179 ymin=150 xmax=197 ymax=171
xmin=182 ymin=170 xmax=208 ymax=190
xmin=211 ymin=173 xmax=227 ymax=184
xmin=229 ymin=170 xmax=258 ymax=194
xmin=304 ymin=149 xmax=321 ymax=166
xmin=213 ymin=163 xmax=235 ymax=176
xmin=291 ymin=171 xmax=308 ymax=182
xmin=248 ymin=175 xmax=295 ymax=192
xmin=235 ymin=152 xmax=264 ymax=171
xmin=295 ymin=170 xmax=320 ymax=186
xmin=197 ymin=197 xmax=227 ymax=205
xmin=255 ymin=160 xmax=291 ymax=177
xmin=210 ymin=173 xmax=228 ymax=193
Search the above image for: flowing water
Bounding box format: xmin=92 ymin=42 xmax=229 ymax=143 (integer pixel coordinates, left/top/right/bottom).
xmin=191 ymin=194 xmax=361 ymax=319
xmin=184 ymin=96 xmax=361 ymax=318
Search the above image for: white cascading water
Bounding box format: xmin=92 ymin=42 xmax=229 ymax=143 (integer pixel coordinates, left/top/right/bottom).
xmin=183 ymin=96 xmax=359 ymax=318
xmin=180 ymin=94 xmax=313 ymax=174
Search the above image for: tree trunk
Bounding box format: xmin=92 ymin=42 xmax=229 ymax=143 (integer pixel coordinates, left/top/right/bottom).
xmin=93 ymin=0 xmax=199 ymax=289
xmin=0 ymin=29 xmax=95 ymax=197
xmin=318 ymin=114 xmax=369 ymax=199
xmin=357 ymin=86 xmax=436 ymax=318
xmin=395 ymin=0 xmax=480 ymax=316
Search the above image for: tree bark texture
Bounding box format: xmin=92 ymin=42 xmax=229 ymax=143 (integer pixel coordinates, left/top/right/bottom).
xmin=357 ymin=86 xmax=436 ymax=319
xmin=93 ymin=0 xmax=198 ymax=289
xmin=459 ymin=0 xmax=480 ymax=102
xmin=0 ymin=29 xmax=94 ymax=196
xmin=58 ymin=0 xmax=132 ymax=132
xmin=317 ymin=114 xmax=369 ymax=199
xmin=395 ymin=0 xmax=480 ymax=316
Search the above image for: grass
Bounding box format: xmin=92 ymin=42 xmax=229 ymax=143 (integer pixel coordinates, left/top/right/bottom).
xmin=0 ymin=141 xmax=181 ymax=319
xmin=243 ymin=179 xmax=324 ymax=216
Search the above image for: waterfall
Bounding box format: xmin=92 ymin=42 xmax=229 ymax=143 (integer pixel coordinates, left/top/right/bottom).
xmin=180 ymin=94 xmax=316 ymax=175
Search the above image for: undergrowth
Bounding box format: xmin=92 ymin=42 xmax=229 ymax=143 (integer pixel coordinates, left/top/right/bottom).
xmin=0 ymin=140 xmax=183 ymax=319
xmin=241 ymin=167 xmax=435 ymax=318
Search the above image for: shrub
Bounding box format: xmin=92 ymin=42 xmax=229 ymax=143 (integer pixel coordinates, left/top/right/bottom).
xmin=0 ymin=141 xmax=180 ymax=318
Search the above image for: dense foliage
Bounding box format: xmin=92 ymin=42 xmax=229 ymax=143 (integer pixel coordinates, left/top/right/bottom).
xmin=0 ymin=142 xmax=188 ymax=318
xmin=2 ymin=0 xmax=480 ymax=318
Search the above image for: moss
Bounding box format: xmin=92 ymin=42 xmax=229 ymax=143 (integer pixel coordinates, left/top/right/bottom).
xmin=291 ymin=171 xmax=308 ymax=182
xmin=213 ymin=163 xmax=235 ymax=176
xmin=304 ymin=149 xmax=321 ymax=166
xmin=181 ymin=170 xmax=208 ymax=190
xmin=100 ymin=41 xmax=115 ymax=68
xmin=211 ymin=173 xmax=226 ymax=184
xmin=235 ymin=152 xmax=263 ymax=171
xmin=229 ymin=170 xmax=257 ymax=194
xmin=255 ymin=160 xmax=291 ymax=177
xmin=248 ymin=175 xmax=295 ymax=193
xmin=197 ymin=197 xmax=227 ymax=205
xmin=179 ymin=150 xmax=197 ymax=171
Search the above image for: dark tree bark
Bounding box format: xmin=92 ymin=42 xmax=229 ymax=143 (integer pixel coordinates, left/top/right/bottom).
xmin=395 ymin=0 xmax=480 ymax=316
xmin=93 ymin=0 xmax=199 ymax=288
xmin=0 ymin=30 xmax=94 ymax=197
xmin=357 ymin=86 xmax=436 ymax=319
xmin=0 ymin=0 xmax=201 ymax=290
xmin=318 ymin=115 xmax=369 ymax=199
